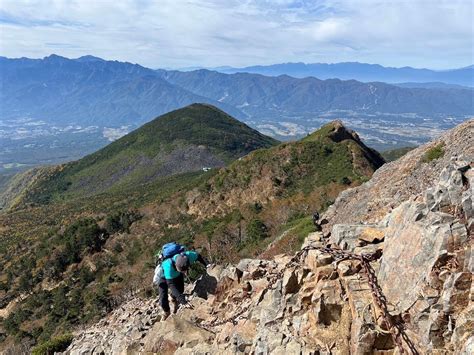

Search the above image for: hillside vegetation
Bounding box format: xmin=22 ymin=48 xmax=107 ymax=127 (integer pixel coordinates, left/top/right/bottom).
xmin=187 ymin=120 xmax=384 ymax=218
xmin=0 ymin=110 xmax=383 ymax=351
xmin=381 ymin=146 xmax=416 ymax=161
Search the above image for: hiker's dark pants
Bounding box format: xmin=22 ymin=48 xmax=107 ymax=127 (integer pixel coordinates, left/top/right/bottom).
xmin=158 ymin=274 xmax=185 ymax=313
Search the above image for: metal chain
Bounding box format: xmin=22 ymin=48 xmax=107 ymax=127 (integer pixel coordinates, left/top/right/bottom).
xmin=360 ymin=255 xmax=414 ymax=354
xmin=194 ymin=296 xmax=252 ymax=333
xmin=190 ymin=244 xmax=418 ymax=354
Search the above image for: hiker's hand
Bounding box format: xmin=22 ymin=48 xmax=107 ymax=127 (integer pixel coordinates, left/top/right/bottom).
xmin=206 ymin=263 xmax=214 ymax=269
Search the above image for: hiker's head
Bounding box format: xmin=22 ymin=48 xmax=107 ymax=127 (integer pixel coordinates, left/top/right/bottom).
xmin=175 ymin=254 xmax=190 ymax=273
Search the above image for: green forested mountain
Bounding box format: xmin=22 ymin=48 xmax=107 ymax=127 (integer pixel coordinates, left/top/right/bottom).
xmin=1 ymin=104 xmax=278 ymax=209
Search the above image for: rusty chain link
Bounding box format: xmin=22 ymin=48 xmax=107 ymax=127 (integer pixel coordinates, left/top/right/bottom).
xmin=196 ymin=302 xmax=251 ymax=333
xmin=189 ymin=244 xmax=418 ymax=354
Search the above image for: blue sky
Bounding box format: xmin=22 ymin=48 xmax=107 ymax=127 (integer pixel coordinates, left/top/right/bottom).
xmin=0 ymin=0 xmax=472 ymax=69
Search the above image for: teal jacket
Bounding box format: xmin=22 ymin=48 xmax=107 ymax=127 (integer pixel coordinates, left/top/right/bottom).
xmin=153 ymin=251 xmax=200 ymax=282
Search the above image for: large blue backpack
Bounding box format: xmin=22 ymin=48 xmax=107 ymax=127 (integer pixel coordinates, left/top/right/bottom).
xmin=161 ymin=242 xmax=185 ymax=259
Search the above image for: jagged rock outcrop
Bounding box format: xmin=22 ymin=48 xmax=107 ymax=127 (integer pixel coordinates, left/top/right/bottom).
xmin=64 ymin=121 xmax=473 ymax=354
xmin=322 ymin=119 xmax=473 ymax=234
xmin=328 ymin=159 xmax=473 ymax=353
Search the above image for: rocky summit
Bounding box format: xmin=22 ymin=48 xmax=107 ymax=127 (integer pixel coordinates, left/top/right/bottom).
xmin=62 ymin=119 xmax=473 ymax=354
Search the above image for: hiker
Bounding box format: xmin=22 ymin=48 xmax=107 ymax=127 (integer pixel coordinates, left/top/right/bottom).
xmin=312 ymin=211 xmax=322 ymax=231
xmin=153 ymin=243 xmax=208 ymax=318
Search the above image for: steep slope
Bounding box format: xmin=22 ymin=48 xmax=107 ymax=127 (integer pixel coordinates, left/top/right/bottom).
xmin=186 ymin=120 xmax=384 ymax=219
xmin=0 ymin=121 xmax=380 ymax=351
xmin=2 ymin=104 xmax=278 ymax=208
xmin=62 ymin=120 xmax=473 ymax=355
xmin=322 ymin=118 xmax=474 ymax=233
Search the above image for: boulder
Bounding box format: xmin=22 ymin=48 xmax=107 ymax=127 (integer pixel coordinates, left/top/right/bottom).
xmin=192 ymin=273 xmax=218 ymax=299
xmin=378 ymin=200 xmax=454 ymax=311
xmin=305 ymin=249 xmax=333 ymax=270
xmin=302 ymin=232 xmax=324 ymax=248
xmin=331 ymin=224 xmax=385 ymax=250
xmin=282 ymin=268 xmax=300 ymax=294
xmin=142 ymin=315 xmax=213 ymax=353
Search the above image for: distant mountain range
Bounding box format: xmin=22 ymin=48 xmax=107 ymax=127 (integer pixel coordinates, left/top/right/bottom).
xmin=2 ymin=55 xmax=472 ymax=127
xmin=1 ymin=54 xmax=473 ymax=172
xmin=0 ymin=54 xmax=243 ymax=126
xmin=212 ymin=62 xmax=474 ymax=87
xmin=394 ymin=82 xmax=474 ymax=90
xmin=156 ymin=69 xmax=473 ymax=117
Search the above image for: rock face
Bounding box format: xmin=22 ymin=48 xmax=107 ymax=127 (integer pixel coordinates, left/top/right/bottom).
xmin=322 ymin=119 xmax=473 ymax=234
xmin=64 ymin=121 xmax=473 ymax=354
xmin=376 ymin=160 xmax=473 ymax=352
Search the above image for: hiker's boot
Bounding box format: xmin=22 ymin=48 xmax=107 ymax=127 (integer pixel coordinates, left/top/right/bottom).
xmin=162 ymin=311 xmax=170 ymax=321
xmin=172 ymin=298 xmax=179 ymax=314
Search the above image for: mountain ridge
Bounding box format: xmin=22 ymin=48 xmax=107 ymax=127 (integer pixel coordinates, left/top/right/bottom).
xmin=214 ymin=61 xmax=474 ymax=86
xmin=185 ymin=120 xmax=384 ymax=223
xmin=158 ymin=68 xmax=474 ymax=116
xmin=0 ymin=55 xmax=245 ymax=126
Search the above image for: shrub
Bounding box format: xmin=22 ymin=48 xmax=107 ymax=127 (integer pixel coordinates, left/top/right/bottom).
xmin=3 ymin=307 xmax=33 ymax=335
xmin=250 ymin=201 xmax=263 ymax=214
xmin=126 ymin=240 xmax=142 ymax=265
xmin=340 ymin=176 xmax=351 ymax=185
xmin=89 ymin=283 xmax=112 ymax=315
xmin=245 ymin=219 xmax=268 ymax=243
xmin=105 ymin=210 xmax=142 ymax=234
xmin=188 ymin=262 xmax=206 ymax=281
xmin=422 ymin=143 xmax=445 ymax=162
xmin=63 ymin=218 xmax=108 ymax=255
xmin=31 ymin=334 xmax=73 ymax=355
xmin=78 ymin=267 xmax=95 ymax=288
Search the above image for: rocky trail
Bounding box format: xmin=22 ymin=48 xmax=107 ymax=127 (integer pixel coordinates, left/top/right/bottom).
xmin=64 ymin=121 xmax=473 ymax=354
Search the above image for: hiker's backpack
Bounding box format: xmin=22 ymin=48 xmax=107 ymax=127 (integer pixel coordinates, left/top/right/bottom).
xmin=161 ymin=242 xmax=185 ymax=259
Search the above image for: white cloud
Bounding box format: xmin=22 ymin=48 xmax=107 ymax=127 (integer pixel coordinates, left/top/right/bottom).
xmin=0 ymin=0 xmax=472 ymax=69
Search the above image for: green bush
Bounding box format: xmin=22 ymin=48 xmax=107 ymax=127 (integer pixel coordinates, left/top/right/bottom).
xmin=245 ymin=219 xmax=268 ymax=243
xmin=31 ymin=333 xmax=73 ymax=355
xmin=382 ymin=146 xmax=415 ymax=162
xmin=422 ymin=143 xmax=445 ymax=162
xmin=250 ymin=201 xmax=263 ymax=214
xmin=3 ymin=308 xmax=32 ymax=335
xmin=188 ymin=262 xmax=206 ymax=281
xmin=105 ymin=210 xmax=142 ymax=234
xmin=340 ymin=176 xmax=351 ymax=185
xmin=127 ymin=240 xmax=143 ymax=265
